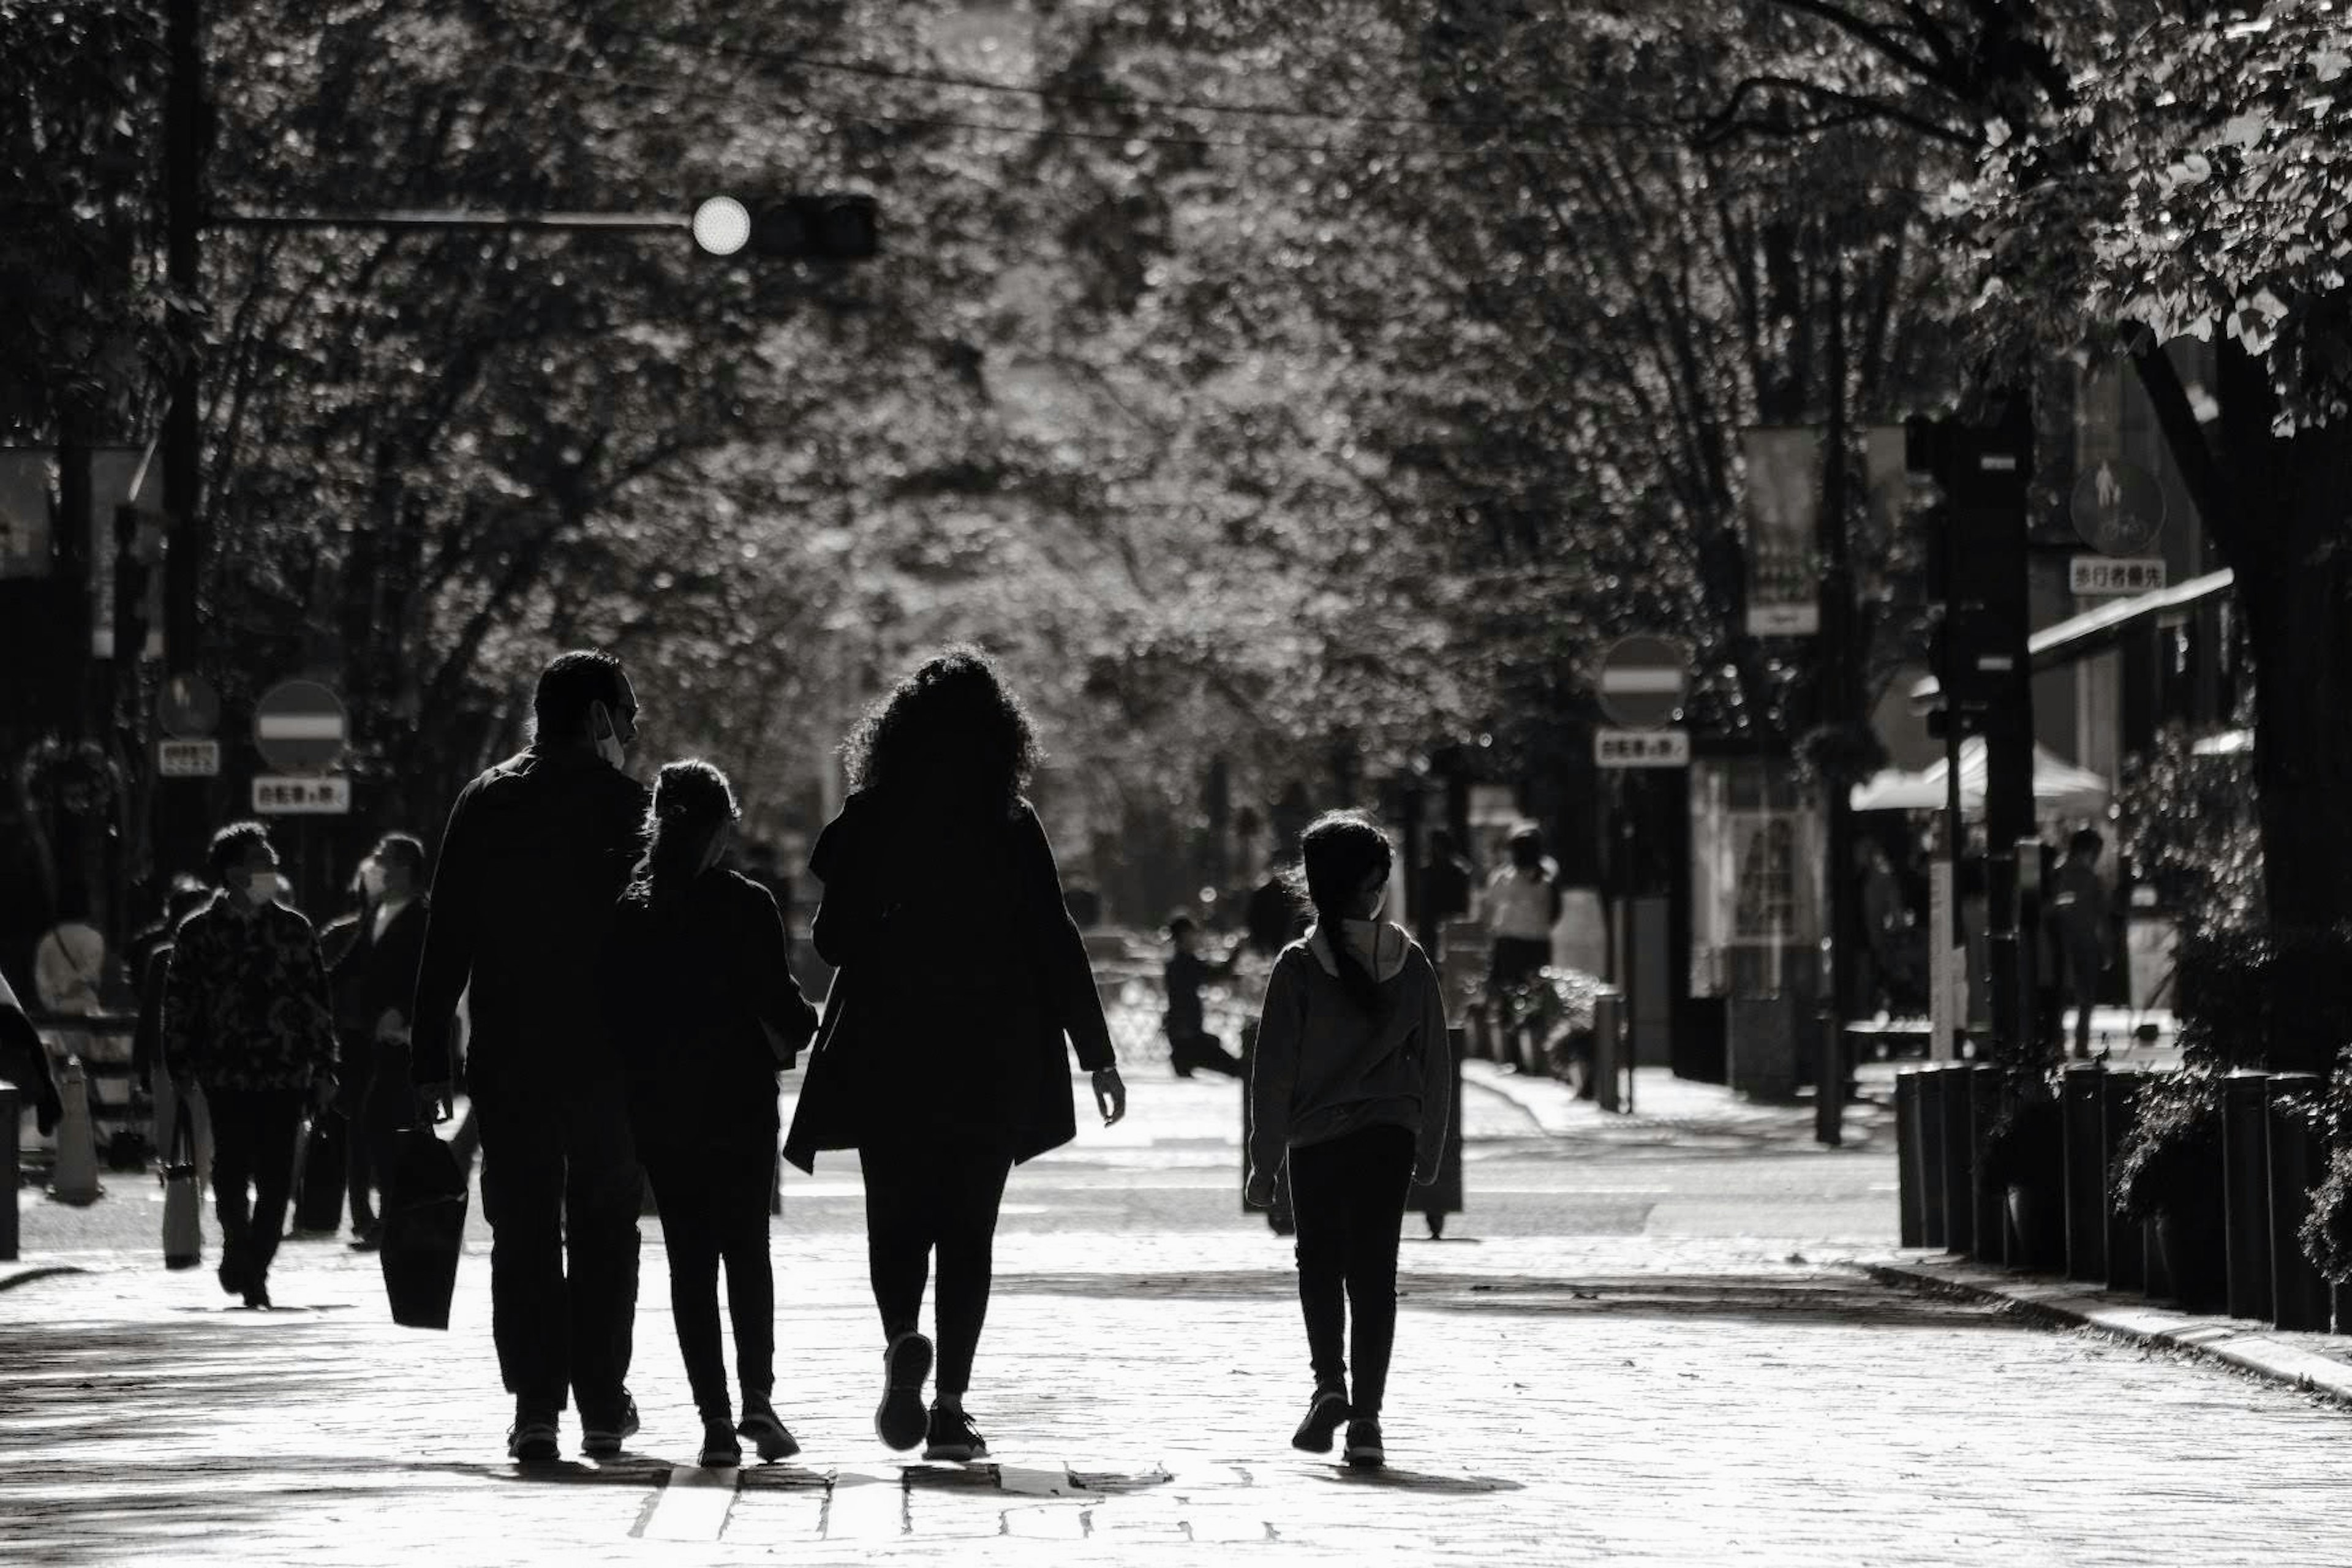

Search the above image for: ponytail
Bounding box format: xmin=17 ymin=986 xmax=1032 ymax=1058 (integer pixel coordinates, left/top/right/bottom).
xmin=1292 ymin=810 xmax=1394 ymax=1016
xmin=628 ymin=759 xmax=739 ymax=914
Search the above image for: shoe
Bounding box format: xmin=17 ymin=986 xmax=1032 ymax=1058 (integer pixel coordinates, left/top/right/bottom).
xmin=698 ymin=1419 xmax=742 ymax=1468
xmin=875 ymin=1332 xmax=932 ymax=1451
xmin=1291 ymin=1386 xmax=1349 ymax=1453
xmin=508 ymin=1415 xmax=560 ymax=1463
xmin=581 ymin=1390 xmax=640 ymax=1458
xmin=240 ymin=1273 xmax=272 ymax=1310
xmin=1343 ymin=1417 xmax=1384 ymax=1470
xmin=922 ymin=1404 xmax=989 ymax=1463
xmin=347 ymin=1223 xmax=385 ymax=1253
xmin=216 ymin=1253 xmax=248 ymax=1299
xmin=737 ymin=1398 xmax=801 ymax=1463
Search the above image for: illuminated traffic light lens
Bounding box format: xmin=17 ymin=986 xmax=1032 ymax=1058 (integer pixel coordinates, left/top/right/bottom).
xmin=692 ymin=196 xmax=751 ymax=256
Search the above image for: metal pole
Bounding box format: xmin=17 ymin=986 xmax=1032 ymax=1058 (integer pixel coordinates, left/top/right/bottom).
xmin=157 ymin=0 xmax=207 ymax=885
xmin=1814 ymin=256 xmax=1850 ymax=1148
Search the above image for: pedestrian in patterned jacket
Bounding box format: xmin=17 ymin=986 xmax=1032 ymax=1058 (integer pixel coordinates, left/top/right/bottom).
xmin=164 ymin=820 xmax=339 ymax=1308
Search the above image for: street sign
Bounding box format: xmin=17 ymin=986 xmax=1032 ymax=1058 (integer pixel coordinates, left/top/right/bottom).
xmin=2069 ymin=459 xmax=2164 ymax=556
xmin=253 ymin=679 xmax=347 ymax=772
xmin=158 ymin=672 xmax=222 ymax=738
xmin=157 ymin=739 xmax=221 ymax=777
xmin=1596 ymin=636 xmax=1689 ymax=728
xmin=252 ymin=774 xmax=351 ymax=815
xmin=2070 ymin=556 xmax=2168 ymax=596
xmin=1596 ymin=728 xmax=1691 ymax=768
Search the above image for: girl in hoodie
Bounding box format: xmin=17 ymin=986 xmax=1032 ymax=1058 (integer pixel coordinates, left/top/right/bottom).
xmin=1245 ymin=811 xmax=1451 ymax=1471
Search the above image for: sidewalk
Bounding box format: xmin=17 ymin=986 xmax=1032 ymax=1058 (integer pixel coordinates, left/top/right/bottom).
xmin=10 ymin=1066 xmax=2352 ymax=1563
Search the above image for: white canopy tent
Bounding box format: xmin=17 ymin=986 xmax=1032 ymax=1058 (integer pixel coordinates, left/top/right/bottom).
xmin=1849 ymin=737 xmax=2111 ymax=816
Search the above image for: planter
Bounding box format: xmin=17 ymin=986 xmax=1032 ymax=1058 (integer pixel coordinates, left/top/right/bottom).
xmin=2154 ymin=1197 xmax=2229 ymax=1314
xmin=1896 ymin=1071 xmax=1926 ymax=1248
xmin=2266 ymin=1074 xmax=2331 ymax=1332
xmin=2222 ymin=1071 xmax=2274 ymax=1322
xmin=2101 ymin=1072 xmax=2146 ymax=1292
xmin=1969 ymin=1065 xmax=2005 ymax=1266
xmin=2061 ymin=1063 xmax=2107 ymax=1280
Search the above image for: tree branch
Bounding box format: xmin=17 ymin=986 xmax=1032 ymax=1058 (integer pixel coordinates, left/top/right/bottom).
xmin=1696 ymin=75 xmax=1979 ymax=151
xmin=2123 ymin=325 xmax=2246 ymax=568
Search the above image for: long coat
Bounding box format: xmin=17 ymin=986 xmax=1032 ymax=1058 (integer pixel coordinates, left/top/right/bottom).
xmin=782 ymin=789 xmax=1115 ymax=1171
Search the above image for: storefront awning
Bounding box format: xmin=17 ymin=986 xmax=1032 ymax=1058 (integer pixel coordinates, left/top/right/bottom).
xmin=1850 ymin=737 xmax=2111 ymax=815
xmin=1910 ymin=567 xmax=2235 ymax=703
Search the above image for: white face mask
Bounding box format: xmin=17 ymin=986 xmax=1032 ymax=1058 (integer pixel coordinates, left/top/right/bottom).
xmin=595 ymin=731 xmax=627 ymax=771
xmin=360 ymin=861 xmax=386 ymax=900
xmin=590 ymin=702 xmax=628 ymax=771
xmin=246 ymin=872 xmax=278 ymax=908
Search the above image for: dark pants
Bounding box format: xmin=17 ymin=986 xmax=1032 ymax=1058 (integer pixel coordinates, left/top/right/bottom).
xmin=475 ymin=1075 xmax=643 ymax=1420
xmin=2063 ymin=943 xmax=2103 ymax=1055
xmin=352 ymin=1042 xmax=412 ymax=1226
xmin=206 ymin=1085 xmax=304 ymax=1290
xmin=858 ymin=1131 xmax=1013 ymax=1399
xmin=1287 ymin=1123 xmax=1415 ymax=1417
xmin=644 ymin=1138 xmax=776 ymax=1423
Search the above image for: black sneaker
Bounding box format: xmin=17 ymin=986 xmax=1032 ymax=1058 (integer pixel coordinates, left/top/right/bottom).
xmin=875 ymin=1332 xmax=932 ymax=1451
xmin=922 ymin=1404 xmax=989 ymax=1463
xmin=1291 ymin=1387 xmax=1349 ymax=1453
xmin=698 ymin=1419 xmax=742 ymax=1468
xmin=737 ymin=1398 xmax=801 ymax=1463
xmin=581 ymin=1390 xmax=640 ymax=1458
xmin=240 ymin=1276 xmax=273 ymax=1311
xmin=508 ymin=1414 xmax=560 ymax=1463
xmin=1343 ymin=1417 xmax=1384 ymax=1470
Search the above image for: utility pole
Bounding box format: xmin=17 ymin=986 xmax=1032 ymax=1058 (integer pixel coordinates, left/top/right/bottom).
xmin=1814 ymin=257 xmax=1852 ymax=1148
xmin=156 ymin=0 xmax=208 ymax=882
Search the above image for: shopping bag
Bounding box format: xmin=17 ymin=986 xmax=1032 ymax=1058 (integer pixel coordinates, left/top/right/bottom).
xmin=160 ymin=1098 xmax=202 ymax=1270
xmin=379 ymin=1126 xmax=468 ymax=1330
xmin=293 ymin=1112 xmax=347 ymax=1234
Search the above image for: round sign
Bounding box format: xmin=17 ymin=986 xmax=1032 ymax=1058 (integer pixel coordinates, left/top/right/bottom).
xmin=254 ymin=679 xmax=347 ymax=772
xmin=2070 ymin=459 xmax=2165 ymax=556
xmin=157 ymin=672 xmax=222 ymax=739
xmin=1596 ymin=635 xmax=1689 ymax=729
xmin=692 ymin=196 xmax=751 ymax=257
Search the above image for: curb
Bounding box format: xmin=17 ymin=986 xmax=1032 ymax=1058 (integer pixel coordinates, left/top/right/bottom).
xmin=0 ymin=1264 xmax=87 ymax=1293
xmin=1865 ymin=1256 xmax=2352 ymax=1407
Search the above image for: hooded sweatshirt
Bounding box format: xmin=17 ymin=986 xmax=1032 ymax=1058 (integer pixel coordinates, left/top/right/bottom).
xmin=1246 ymin=918 xmax=1452 ymax=1188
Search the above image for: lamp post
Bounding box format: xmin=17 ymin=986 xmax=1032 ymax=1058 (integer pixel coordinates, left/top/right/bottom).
xmin=1815 ymin=258 xmax=1854 ymax=1148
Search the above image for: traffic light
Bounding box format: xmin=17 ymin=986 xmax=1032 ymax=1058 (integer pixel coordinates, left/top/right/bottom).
xmin=691 ymin=194 xmax=878 ymax=261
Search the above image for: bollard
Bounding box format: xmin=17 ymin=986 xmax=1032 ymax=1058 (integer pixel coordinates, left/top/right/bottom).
xmin=2102 ymin=1071 xmax=2146 ymax=1293
xmin=1895 ymin=1071 xmax=1925 ymax=1247
xmin=2223 ymin=1070 xmax=2273 ymax=1322
xmin=47 ymin=1058 xmax=102 ymax=1205
xmin=1938 ymin=1063 xmax=1975 ymax=1256
xmin=2062 ymin=1062 xmax=2107 ymax=1281
xmin=1813 ymin=1014 xmax=1843 ymax=1148
xmin=1594 ymin=990 xmax=1624 ymax=1114
xmin=0 ymin=1081 xmax=18 ymax=1261
xmin=1916 ymin=1066 xmax=1947 ymax=1250
xmin=2266 ymin=1074 xmax=2332 ymax=1332
xmin=1970 ymin=1065 xmax=2005 ymax=1266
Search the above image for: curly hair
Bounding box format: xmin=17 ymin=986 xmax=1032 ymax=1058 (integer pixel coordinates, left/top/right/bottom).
xmin=842 ymin=646 xmax=1038 ymax=816
xmin=627 ymin=760 xmax=739 ymax=911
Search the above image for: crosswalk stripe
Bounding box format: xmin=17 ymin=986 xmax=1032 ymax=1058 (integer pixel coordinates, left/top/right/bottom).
xmin=635 ymin=1465 xmax=739 ymax=1541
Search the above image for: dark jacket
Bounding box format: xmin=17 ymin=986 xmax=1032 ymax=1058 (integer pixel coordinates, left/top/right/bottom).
xmin=410 ymin=747 xmax=649 ymax=1091
xmin=0 ymin=966 xmax=62 ymax=1134
xmin=334 ymin=897 xmax=429 ymax=1032
xmin=162 ymin=892 xmax=339 ymax=1091
xmin=782 ymin=789 xmax=1115 ymax=1171
xmin=606 ymin=869 xmax=818 ymax=1152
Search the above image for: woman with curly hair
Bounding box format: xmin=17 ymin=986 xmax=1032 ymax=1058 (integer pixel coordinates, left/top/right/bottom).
xmin=608 ymin=760 xmax=820 ymax=1468
xmin=783 ymin=647 xmax=1126 ymax=1463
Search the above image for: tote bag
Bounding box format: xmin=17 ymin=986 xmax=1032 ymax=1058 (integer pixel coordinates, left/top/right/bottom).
xmin=160 ymin=1100 xmax=203 ymax=1270
xmin=379 ymin=1126 xmax=468 ymax=1329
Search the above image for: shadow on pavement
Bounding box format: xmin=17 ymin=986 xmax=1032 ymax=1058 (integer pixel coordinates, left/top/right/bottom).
xmin=998 ymin=1269 xmax=2021 ymax=1330
xmin=1309 ymin=1466 xmax=1523 ymax=1493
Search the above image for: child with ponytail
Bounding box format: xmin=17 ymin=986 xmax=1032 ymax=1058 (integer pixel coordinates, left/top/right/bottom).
xmin=607 ymin=761 xmax=820 ymax=1467
xmin=1245 ymin=810 xmax=1451 ymax=1470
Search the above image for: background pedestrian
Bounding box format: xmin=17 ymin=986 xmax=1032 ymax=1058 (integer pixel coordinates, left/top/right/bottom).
xmin=162 ymin=821 xmax=339 ymax=1309
xmin=335 ymin=835 xmax=429 ymax=1250
xmin=783 ymin=647 xmax=1126 ymax=1465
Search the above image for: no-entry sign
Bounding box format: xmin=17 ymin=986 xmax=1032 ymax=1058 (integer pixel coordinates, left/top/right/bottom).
xmin=253 ymin=680 xmax=347 ymax=773
xmin=1596 ymin=636 xmax=1689 ymax=729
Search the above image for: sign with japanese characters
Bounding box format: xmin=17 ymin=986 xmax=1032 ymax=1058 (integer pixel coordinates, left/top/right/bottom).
xmin=1595 ymin=728 xmax=1691 ymax=768
xmin=2068 ymin=556 xmax=2168 ymax=596
xmin=252 ymin=774 xmax=352 ymax=815
xmin=157 ymin=739 xmax=221 ymax=778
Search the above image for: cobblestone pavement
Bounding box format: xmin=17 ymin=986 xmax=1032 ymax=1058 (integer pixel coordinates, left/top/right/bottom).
xmin=7 ymin=1068 xmax=2351 ymax=1566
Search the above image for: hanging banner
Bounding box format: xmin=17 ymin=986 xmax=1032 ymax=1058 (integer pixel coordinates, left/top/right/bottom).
xmin=0 ymin=450 xmax=53 ymax=579
xmin=1741 ymin=426 xmax=1823 ymax=636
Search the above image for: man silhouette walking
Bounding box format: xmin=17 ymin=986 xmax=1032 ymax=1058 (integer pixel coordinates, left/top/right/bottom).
xmin=410 ymin=651 xmax=650 ymax=1461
